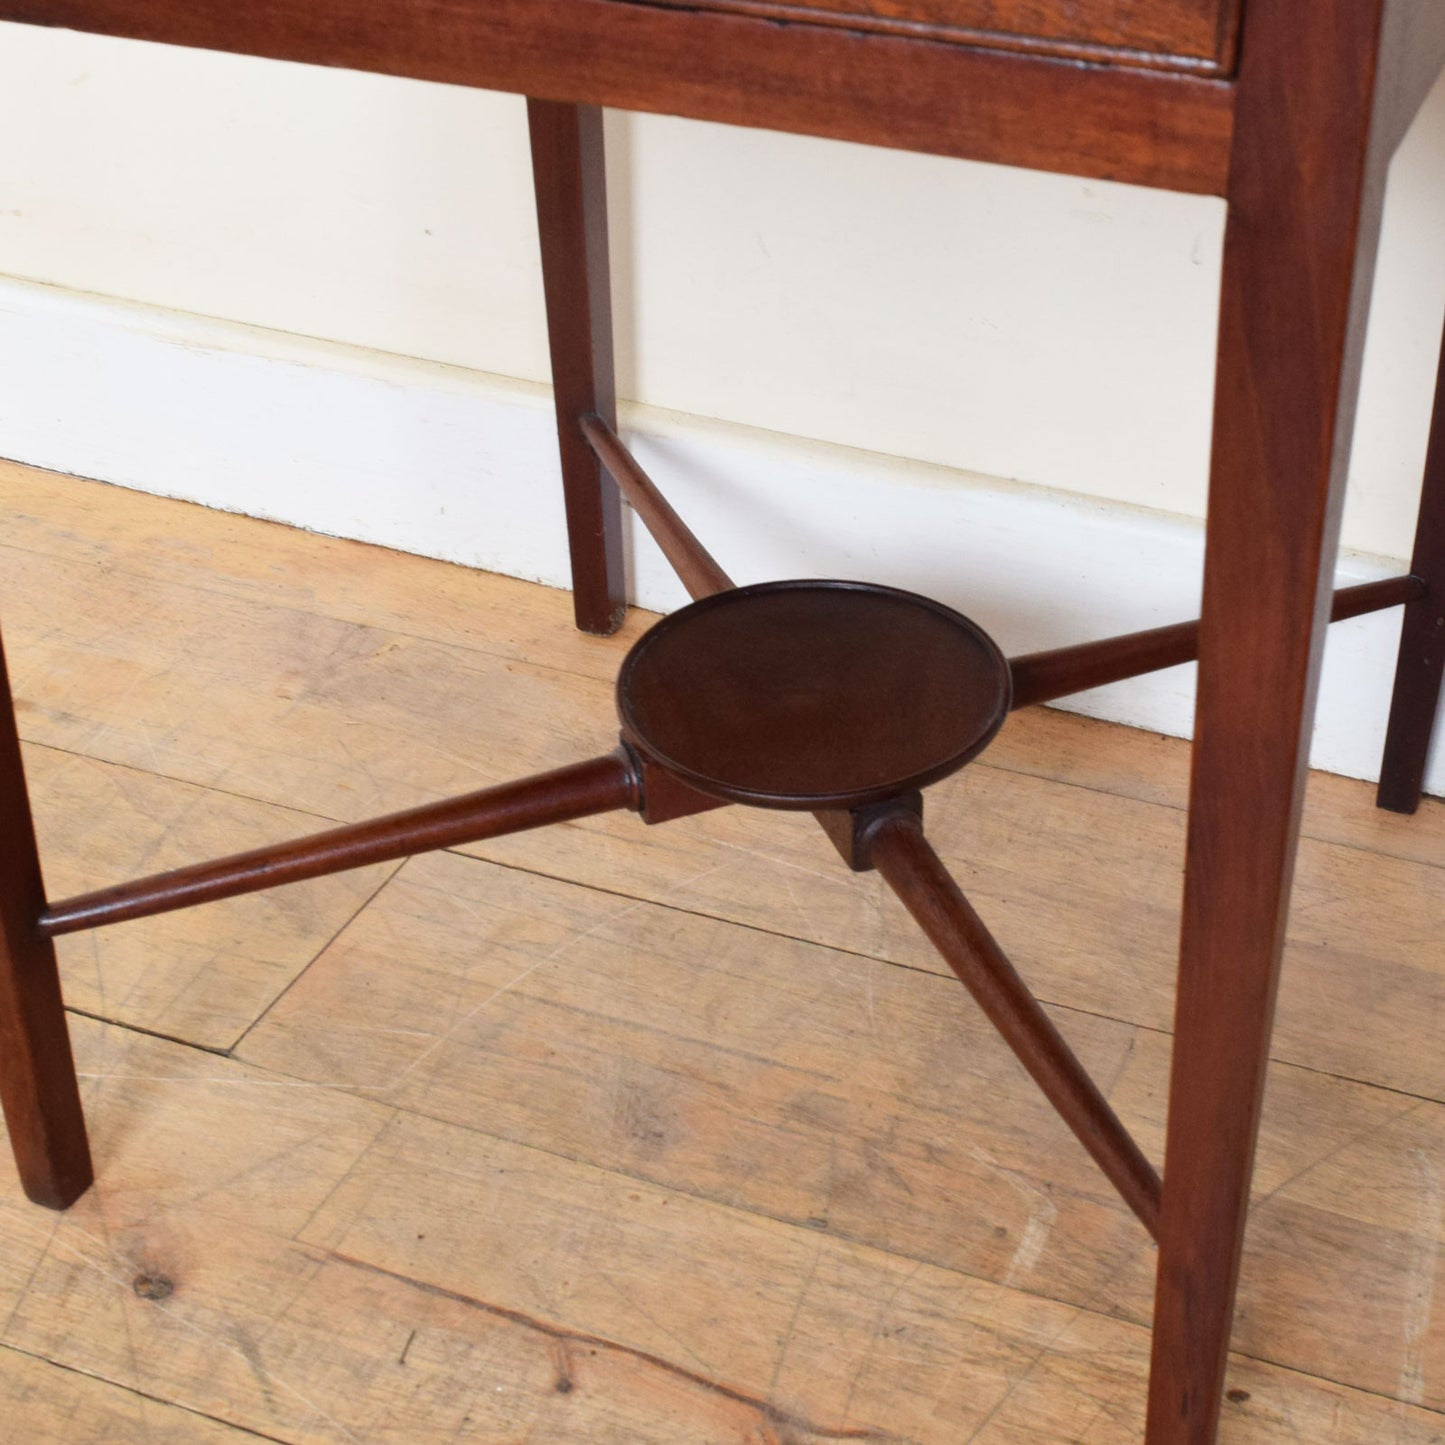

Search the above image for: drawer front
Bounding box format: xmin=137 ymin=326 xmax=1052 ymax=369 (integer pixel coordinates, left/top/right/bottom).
xmin=631 ymin=0 xmax=1242 ymax=73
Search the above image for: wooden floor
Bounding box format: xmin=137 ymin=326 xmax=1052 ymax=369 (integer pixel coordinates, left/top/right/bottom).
xmin=0 ymin=459 xmax=1441 ymax=1443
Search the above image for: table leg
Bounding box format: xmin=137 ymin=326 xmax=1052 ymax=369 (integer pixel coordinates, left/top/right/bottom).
xmin=0 ymin=633 xmax=92 ymax=1208
xmin=1377 ymin=312 xmax=1445 ymax=813
xmin=528 ymin=98 xmax=627 ymax=636
xmin=1145 ymin=3 xmax=1395 ymax=1439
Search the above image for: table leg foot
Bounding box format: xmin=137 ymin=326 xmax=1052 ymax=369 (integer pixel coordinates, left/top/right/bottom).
xmin=0 ymin=634 xmax=92 ymax=1209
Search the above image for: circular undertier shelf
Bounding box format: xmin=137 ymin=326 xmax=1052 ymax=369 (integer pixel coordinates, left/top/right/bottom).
xmin=617 ymin=579 xmax=1012 ymax=810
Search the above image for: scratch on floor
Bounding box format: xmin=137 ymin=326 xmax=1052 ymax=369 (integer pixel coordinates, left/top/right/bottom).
xmin=335 ymin=1252 xmax=901 ymax=1440
xmin=592 ymin=1268 xmax=717 ymax=1377
xmin=1252 ymin=1096 xmax=1424 ymax=1212
xmin=377 ymin=924 xmax=624 ymax=1095
xmin=868 ymin=873 xmax=890 ymax=966
xmin=376 ymin=850 xmax=743 ymax=1098
xmin=965 ymin=1144 xmax=1059 ymax=1289
xmin=837 ymin=1257 xmax=926 ymax=1427
xmin=75 ymin=1073 xmax=344 ymax=1085
xmin=30 ymin=1216 xmax=365 ymax=1444
xmin=713 ymin=836 xmax=843 ymax=886
xmin=1000 ymin=1207 xmax=1057 ymax=1291
xmin=0 ymin=1207 xmax=63 ymax=1344
xmin=230 ymin=1321 xmax=280 ymax=1417
xmin=767 ymin=1233 xmax=827 ymax=1408
xmin=961 ymin=1308 xmax=1083 ymax=1445
xmin=1397 ymin=1145 xmax=1441 ymax=1407
xmin=782 ymin=871 xmax=824 ymax=949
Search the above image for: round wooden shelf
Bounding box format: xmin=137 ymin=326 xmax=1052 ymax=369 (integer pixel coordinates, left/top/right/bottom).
xmin=617 ymin=580 xmax=1011 ymax=809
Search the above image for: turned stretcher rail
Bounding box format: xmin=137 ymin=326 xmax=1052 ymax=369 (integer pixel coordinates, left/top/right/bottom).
xmin=577 ymin=419 xmax=1419 ymax=717
xmin=866 ymin=809 xmax=1163 ymax=1237
xmin=1008 ymin=574 xmax=1424 ymax=709
xmin=580 ymin=414 xmax=736 ymax=599
xmin=38 ymin=752 xmax=639 ymax=937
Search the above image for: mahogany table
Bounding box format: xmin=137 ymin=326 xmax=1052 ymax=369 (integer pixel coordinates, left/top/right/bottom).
xmin=2 ymin=3 xmax=1444 ymax=1441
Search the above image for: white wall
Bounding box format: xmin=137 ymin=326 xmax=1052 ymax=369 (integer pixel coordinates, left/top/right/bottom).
xmin=2 ymin=22 xmax=1445 ymax=789
xmin=4 ymin=23 xmax=1445 ymax=557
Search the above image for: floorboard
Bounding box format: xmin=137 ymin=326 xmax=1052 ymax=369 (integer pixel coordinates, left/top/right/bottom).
xmin=0 ymin=460 xmax=1440 ymax=1442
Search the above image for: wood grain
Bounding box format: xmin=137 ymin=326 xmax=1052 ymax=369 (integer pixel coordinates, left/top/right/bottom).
xmin=4 ymin=482 xmax=1439 ymax=1103
xmin=234 ymin=847 xmax=1445 ymax=1409
xmin=1 ymin=0 xmax=1440 ymax=1424
xmin=1151 ymin=1 xmax=1401 ymax=1433
xmin=0 ymin=1344 xmax=258 ymax=1443
xmin=632 ymin=0 xmax=1242 ymax=74
xmin=0 ymin=463 xmax=651 ymax=686
xmin=10 ymin=1022 xmax=1436 ymax=1442
xmin=467 ymin=764 xmax=1445 ymax=1103
xmin=982 ymin=704 xmax=1445 ymax=873
xmin=27 ymin=745 xmax=397 ymax=1049
xmin=5 ymin=464 xmax=1438 ymax=869
xmin=0 ymin=465 xmax=1441 ymax=1439
xmin=0 ymin=541 xmax=620 ymax=821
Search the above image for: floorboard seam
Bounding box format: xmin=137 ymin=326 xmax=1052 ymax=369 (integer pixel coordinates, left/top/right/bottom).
xmin=0 ymin=1339 xmax=296 ymax=1443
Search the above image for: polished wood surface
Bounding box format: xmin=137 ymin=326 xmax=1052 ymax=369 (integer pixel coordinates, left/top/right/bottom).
xmin=581 ymin=414 xmax=735 ymax=601
xmin=1010 ymin=576 xmax=1423 ymax=711
xmin=0 ymin=636 xmax=91 ymax=1208
xmin=637 ymin=0 xmax=1243 ymax=74
xmin=0 ymin=466 xmax=1441 ymax=1442
xmin=618 ymin=581 xmax=1010 ymax=810
xmin=866 ymin=806 xmax=1163 ymax=1236
xmin=1149 ymin=3 xmax=1402 ymax=1438
xmin=38 ymin=754 xmax=638 ymax=937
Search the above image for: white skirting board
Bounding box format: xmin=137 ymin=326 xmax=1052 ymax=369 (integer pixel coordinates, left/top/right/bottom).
xmin=1 ymin=275 xmax=1437 ymax=795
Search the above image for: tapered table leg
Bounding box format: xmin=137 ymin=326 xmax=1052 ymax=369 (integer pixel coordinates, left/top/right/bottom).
xmin=1378 ymin=311 xmax=1445 ymax=813
xmin=866 ymin=810 xmax=1160 ymax=1236
xmin=41 ymin=752 xmax=639 ymax=937
xmin=528 ymin=98 xmax=627 ymax=636
xmin=580 ymin=415 xmax=736 ymax=600
xmin=0 ymin=634 xmax=92 ymax=1208
xmin=1146 ymin=4 xmax=1396 ymax=1440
